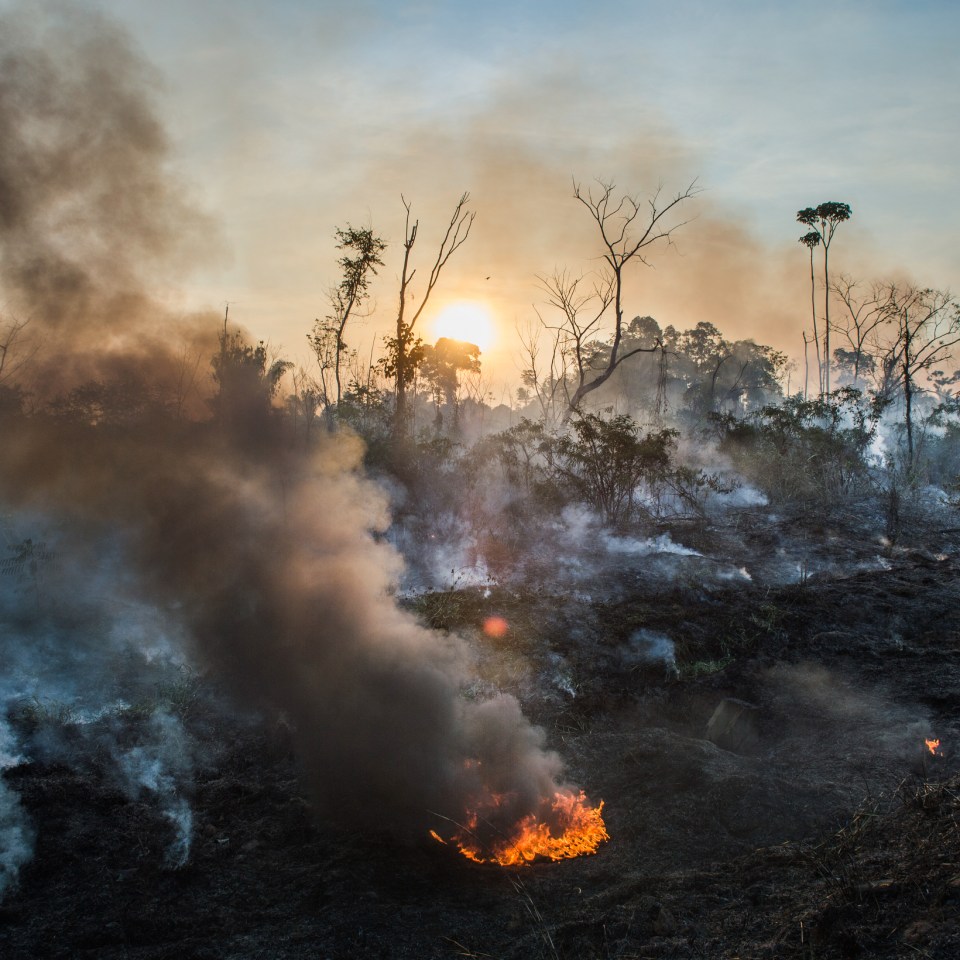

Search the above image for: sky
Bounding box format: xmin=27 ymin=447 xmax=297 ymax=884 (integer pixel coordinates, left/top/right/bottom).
xmin=7 ymin=0 xmax=960 ymax=396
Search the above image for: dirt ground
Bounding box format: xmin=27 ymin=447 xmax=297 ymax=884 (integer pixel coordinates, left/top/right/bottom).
xmin=2 ymin=504 xmax=959 ymax=959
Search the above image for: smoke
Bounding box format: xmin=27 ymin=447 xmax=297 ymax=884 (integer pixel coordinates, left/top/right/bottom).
xmin=0 ymin=0 xmax=220 ymax=400
xmin=0 ymin=718 xmax=33 ymax=897
xmin=764 ymin=662 xmax=937 ymax=768
xmin=0 ymin=513 xmax=202 ymax=887
xmin=115 ymin=709 xmax=194 ymax=867
xmin=620 ymin=630 xmax=678 ymax=682
xmin=1 ymin=421 xmax=576 ymax=840
xmin=0 ymin=1 xmax=586 ymax=875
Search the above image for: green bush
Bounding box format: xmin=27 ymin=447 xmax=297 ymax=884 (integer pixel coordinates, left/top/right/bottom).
xmin=717 ymin=388 xmax=884 ymax=503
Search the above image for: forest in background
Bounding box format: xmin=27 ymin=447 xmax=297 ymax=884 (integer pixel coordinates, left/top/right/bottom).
xmin=4 ymin=180 xmax=959 ymax=558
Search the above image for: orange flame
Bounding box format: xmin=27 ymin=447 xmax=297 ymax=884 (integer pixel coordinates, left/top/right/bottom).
xmin=434 ymin=789 xmax=609 ymax=866
xmin=925 ymin=737 xmax=941 ymax=756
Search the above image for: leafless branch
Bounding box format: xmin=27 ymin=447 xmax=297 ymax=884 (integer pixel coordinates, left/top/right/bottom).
xmin=0 ymin=315 xmax=39 ymax=385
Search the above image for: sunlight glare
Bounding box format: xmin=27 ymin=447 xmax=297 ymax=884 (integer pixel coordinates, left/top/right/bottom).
xmin=430 ymin=301 xmax=495 ymax=352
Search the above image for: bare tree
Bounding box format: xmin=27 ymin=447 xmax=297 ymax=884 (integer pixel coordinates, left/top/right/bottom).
xmin=801 ymin=330 xmax=815 ymax=399
xmin=830 ymin=276 xmax=893 ymax=389
xmin=381 ymin=193 xmax=475 ymax=439
xmin=0 ymin=315 xmax=38 ymax=386
xmin=544 ymin=179 xmax=700 ymax=420
xmin=516 ymin=317 xmax=573 ymax=425
xmin=537 ymin=268 xmax=613 ymax=416
xmin=173 ymin=345 xmax=205 ymax=420
xmin=876 ymin=285 xmax=960 ymax=466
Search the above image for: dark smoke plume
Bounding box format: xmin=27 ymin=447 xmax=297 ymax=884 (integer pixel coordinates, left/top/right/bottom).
xmin=0 ymin=412 xmax=569 ymax=837
xmin=0 ymin=2 xmax=577 ymax=847
xmin=0 ymin=1 xmax=219 ymax=399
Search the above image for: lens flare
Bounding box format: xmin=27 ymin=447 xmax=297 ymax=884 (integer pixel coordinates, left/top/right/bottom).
xmin=482 ymin=616 xmax=509 ymax=638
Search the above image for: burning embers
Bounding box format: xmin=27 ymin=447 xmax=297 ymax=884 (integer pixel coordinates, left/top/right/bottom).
xmin=918 ymin=736 xmax=947 ymax=776
xmin=432 ymin=788 xmax=609 ymax=866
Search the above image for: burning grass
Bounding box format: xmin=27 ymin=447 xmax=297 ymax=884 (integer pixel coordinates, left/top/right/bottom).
xmin=2 ymin=511 xmax=959 ymax=958
xmin=433 ymin=789 xmax=609 ymax=867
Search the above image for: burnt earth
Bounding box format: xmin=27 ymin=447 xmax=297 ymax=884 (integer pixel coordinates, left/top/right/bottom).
xmin=2 ymin=508 xmax=959 ymax=959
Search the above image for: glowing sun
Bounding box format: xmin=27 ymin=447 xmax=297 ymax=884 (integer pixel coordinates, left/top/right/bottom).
xmin=430 ymin=301 xmax=495 ymax=352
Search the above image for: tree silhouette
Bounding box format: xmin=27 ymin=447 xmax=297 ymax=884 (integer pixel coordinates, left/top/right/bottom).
xmin=875 ymin=286 xmax=960 ymax=467
xmin=420 ymin=337 xmax=481 ymax=435
xmin=309 ymin=225 xmax=385 ymax=428
xmin=797 ymin=201 xmax=852 ymax=394
xmin=798 ymin=230 xmax=822 ymax=394
xmin=535 ymin=180 xmax=699 ymax=421
xmin=385 ymin=193 xmax=474 ymax=440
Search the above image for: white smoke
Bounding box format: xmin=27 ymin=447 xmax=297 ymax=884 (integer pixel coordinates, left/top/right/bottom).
xmin=0 ymin=520 xmax=201 ymax=885
xmin=115 ymin=709 xmax=195 ymax=868
xmin=601 ymin=531 xmax=701 ymax=557
xmin=0 ymin=719 xmax=33 ymax=900
xmin=620 ymin=629 xmax=678 ymax=680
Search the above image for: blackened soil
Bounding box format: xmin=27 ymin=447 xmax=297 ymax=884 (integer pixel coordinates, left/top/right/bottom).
xmin=2 ymin=508 xmax=960 ymax=959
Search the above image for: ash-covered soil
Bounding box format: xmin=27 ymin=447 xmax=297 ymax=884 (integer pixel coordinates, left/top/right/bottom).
xmin=2 ymin=506 xmax=959 ymax=959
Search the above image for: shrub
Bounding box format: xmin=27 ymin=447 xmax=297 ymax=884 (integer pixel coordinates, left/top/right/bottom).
xmin=717 ymin=388 xmax=884 ymax=504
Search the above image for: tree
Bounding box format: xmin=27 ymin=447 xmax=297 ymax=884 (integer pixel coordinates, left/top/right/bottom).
xmin=875 ymin=286 xmax=960 ymax=467
xmin=517 ymin=316 xmax=575 ymax=425
xmin=657 ymin=322 xmax=786 ymax=417
xmin=830 ymin=276 xmax=893 ymax=389
xmin=796 ymin=201 xmax=852 ymax=394
xmin=798 ymin=230 xmax=822 ymax=394
xmin=48 ymin=377 xmax=170 ymax=427
xmin=286 ymin=367 xmax=323 ymax=446
xmin=541 ymin=179 xmax=699 ymax=420
xmin=0 ymin=314 xmax=36 ymax=386
xmin=382 ymin=193 xmax=475 ymax=439
xmin=719 ymin=389 xmax=883 ymax=503
xmin=420 ymin=337 xmax=481 ymax=435
xmin=553 ymin=414 xmax=675 ymax=524
xmin=0 ymin=315 xmax=37 ymax=414
xmin=308 ymin=225 xmax=385 ymax=428
xmin=211 ymin=313 xmax=291 ymax=442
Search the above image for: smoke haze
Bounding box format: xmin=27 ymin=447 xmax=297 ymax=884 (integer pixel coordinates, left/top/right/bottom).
xmin=0 ymin=3 xmax=588 ymax=880
xmin=0 ymin=1 xmax=220 ymax=398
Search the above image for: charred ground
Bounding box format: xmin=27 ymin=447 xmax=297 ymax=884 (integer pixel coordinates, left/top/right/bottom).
xmin=2 ymin=504 xmax=958 ymax=960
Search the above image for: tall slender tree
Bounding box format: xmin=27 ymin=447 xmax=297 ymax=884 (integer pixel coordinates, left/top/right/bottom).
xmin=799 ymin=230 xmax=822 ymax=392
xmin=797 ymin=201 xmax=852 ymax=394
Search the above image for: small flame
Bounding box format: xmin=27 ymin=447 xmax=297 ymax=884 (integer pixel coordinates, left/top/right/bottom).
xmin=434 ymin=789 xmax=609 ymax=866
xmin=925 ymin=737 xmax=941 ymax=756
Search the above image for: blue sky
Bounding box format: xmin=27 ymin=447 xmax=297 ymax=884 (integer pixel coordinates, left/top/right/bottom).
xmin=11 ymin=1 xmax=960 ymax=383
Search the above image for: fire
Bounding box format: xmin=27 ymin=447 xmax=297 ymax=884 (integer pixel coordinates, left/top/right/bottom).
xmin=925 ymin=737 xmax=941 ymax=756
xmin=434 ymin=789 xmax=609 ymax=866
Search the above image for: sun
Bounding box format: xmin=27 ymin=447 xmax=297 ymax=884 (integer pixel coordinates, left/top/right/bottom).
xmin=429 ymin=301 xmax=495 ymax=353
